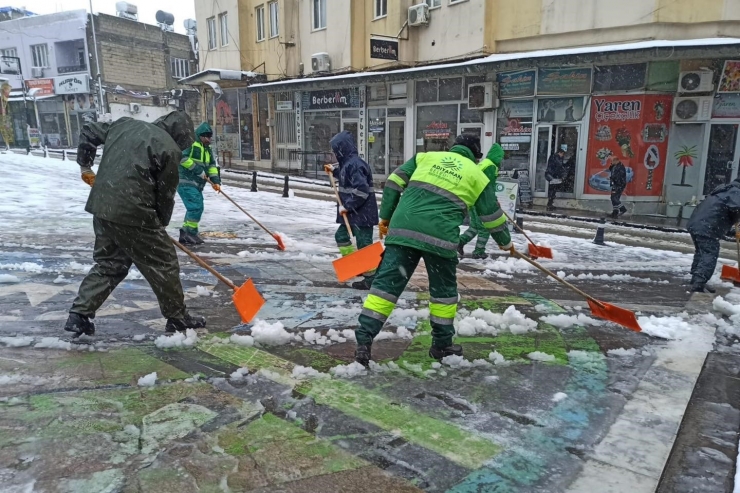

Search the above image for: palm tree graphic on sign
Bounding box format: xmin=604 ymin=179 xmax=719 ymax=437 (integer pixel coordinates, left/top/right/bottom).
xmin=674 ymin=145 xmax=698 ymax=187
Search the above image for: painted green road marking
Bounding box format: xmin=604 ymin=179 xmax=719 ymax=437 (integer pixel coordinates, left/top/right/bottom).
xmin=199 ymin=342 xmax=501 ymax=469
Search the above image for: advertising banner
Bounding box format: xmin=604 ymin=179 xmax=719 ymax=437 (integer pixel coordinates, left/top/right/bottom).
xmin=53 ymin=74 xmax=90 ymax=95
xmin=497 ymin=69 xmax=536 ymax=98
xmin=537 ymin=97 xmax=584 ymax=122
xmin=496 ymin=179 xmax=519 ymax=226
xmin=25 ymin=79 xmax=54 ymax=96
xmin=718 ymin=60 xmax=740 ymax=93
xmin=537 ymin=68 xmax=592 ymax=95
xmin=585 ymin=94 xmax=673 ymax=197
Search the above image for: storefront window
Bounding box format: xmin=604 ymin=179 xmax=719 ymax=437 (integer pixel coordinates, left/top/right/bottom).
xmin=368 ymin=108 xmax=386 ymax=174
xmin=214 ymin=89 xmax=240 ymax=160
xmin=439 ymin=77 xmax=462 ymax=101
xmin=37 ymin=100 xmax=68 ymax=148
xmin=238 ymin=89 xmax=254 ymax=160
xmin=593 ymin=63 xmax=647 ymax=92
xmin=258 ymin=93 xmax=270 ymax=160
xmin=460 ymin=105 xmax=484 ymax=124
xmin=305 ymin=110 xmax=340 ymax=155
xmin=416 ymin=104 xmax=458 ymax=152
xmin=497 ymin=100 xmax=533 ymax=172
xmin=416 ymin=79 xmax=438 ymax=103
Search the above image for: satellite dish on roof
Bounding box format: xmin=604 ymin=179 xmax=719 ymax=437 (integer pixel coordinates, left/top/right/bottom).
xmin=155 ymin=10 xmax=174 ymax=25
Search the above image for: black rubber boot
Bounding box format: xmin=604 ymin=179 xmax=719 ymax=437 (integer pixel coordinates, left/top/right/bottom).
xmin=457 ymin=242 xmax=465 ymax=259
xmin=193 ymin=233 xmax=205 ymax=245
xmin=351 ymin=276 xmax=374 ymax=290
xmin=546 ymin=202 xmax=556 ymax=211
xmin=354 ymin=344 xmax=372 ymax=367
xmin=64 ymin=312 xmax=95 ymax=337
xmin=429 ymin=344 xmax=463 ymax=360
xmin=165 ymin=313 xmax=207 ymax=333
xmin=179 ymin=228 xmax=198 ymax=246
xmin=472 ymin=251 xmax=488 ymax=260
xmin=690 ymin=276 xmax=716 ymax=294
xmin=610 ymin=210 xmax=619 ymax=219
xmin=618 ymin=205 xmax=628 ymax=216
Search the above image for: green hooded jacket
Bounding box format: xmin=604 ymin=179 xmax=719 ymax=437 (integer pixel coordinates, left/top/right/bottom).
xmin=78 ymin=111 xmax=195 ymax=228
xmin=180 ymin=122 xmax=219 ymax=188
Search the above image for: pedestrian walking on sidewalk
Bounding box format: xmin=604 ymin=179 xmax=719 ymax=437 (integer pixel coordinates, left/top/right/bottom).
xmin=609 ymin=156 xmax=628 ymax=219
xmin=177 ymin=122 xmax=221 ymax=245
xmin=325 ymin=131 xmax=379 ymax=290
xmin=545 ymin=146 xmax=566 ymax=211
xmin=686 ymin=178 xmax=740 ymax=293
xmin=458 ymin=143 xmax=505 ymax=259
xmin=353 ymin=134 xmax=514 ymax=366
xmin=65 ymin=111 xmax=208 ymax=337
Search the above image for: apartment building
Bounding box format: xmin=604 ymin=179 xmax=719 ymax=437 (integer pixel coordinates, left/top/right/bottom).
xmin=194 ymin=0 xmax=740 ymax=214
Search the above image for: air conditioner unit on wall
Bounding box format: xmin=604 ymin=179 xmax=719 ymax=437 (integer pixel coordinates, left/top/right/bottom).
xmin=468 ymin=82 xmax=498 ymax=110
xmin=129 ymin=102 xmax=141 ymax=114
xmin=672 ymin=96 xmax=713 ymax=123
xmin=408 ymin=4 xmax=429 ymax=27
xmin=31 ymin=67 xmax=43 ymax=78
xmin=678 ymin=70 xmax=714 ymax=94
xmin=311 ymin=52 xmax=331 ymax=73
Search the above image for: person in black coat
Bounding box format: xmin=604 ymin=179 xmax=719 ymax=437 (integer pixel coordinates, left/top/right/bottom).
xmin=609 ymin=156 xmax=628 ymax=219
xmin=545 ymin=147 xmax=566 ymax=211
xmin=325 ymin=131 xmax=379 ymax=290
xmin=686 ymin=179 xmax=740 ymax=293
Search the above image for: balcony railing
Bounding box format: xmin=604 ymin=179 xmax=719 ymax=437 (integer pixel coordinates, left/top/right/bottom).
xmin=57 ymin=64 xmax=87 ymax=74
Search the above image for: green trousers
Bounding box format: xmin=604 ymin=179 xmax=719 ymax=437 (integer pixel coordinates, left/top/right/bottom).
xmin=70 ymin=217 xmax=187 ymax=320
xmin=335 ymin=224 xmax=376 ymax=276
xmin=459 ymin=209 xmax=490 ymax=255
xmin=357 ymin=244 xmax=458 ymax=348
xmin=177 ymin=184 xmax=204 ymax=234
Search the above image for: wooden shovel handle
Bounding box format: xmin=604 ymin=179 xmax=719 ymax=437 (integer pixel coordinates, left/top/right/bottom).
xmin=207 ymin=178 xmax=276 ymax=237
xmin=735 ymin=222 xmax=740 ymax=268
xmin=511 ymin=250 xmax=604 ymax=308
xmin=327 ymin=171 xmax=355 ymax=240
xmin=171 ymin=238 xmax=238 ymax=291
xmin=502 ymin=210 xmax=538 ymax=247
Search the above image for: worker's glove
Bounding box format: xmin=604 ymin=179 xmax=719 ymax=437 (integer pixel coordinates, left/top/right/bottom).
xmin=76 ymin=142 xmax=97 ymax=167
xmin=81 ymin=168 xmax=96 ymax=187
xmin=338 ymin=205 xmax=348 ymax=216
xmin=378 ymin=219 xmax=390 ymax=240
xmin=499 ymin=242 xmax=515 ymax=254
xmin=324 ymin=163 xmax=337 ymax=173
xmin=212 ymin=183 xmax=221 ymax=193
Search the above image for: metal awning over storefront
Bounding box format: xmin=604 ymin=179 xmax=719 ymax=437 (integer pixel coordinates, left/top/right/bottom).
xmin=248 ymin=37 xmax=740 ymax=92
xmin=178 ymin=69 xmax=264 ymax=85
xmin=7 ymin=92 xmax=57 ymax=102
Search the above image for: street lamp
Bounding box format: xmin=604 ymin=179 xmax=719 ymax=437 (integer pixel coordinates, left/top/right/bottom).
xmin=0 ymin=55 xmax=32 ymax=151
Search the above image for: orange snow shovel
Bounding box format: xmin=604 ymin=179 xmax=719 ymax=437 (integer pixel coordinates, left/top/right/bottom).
xmin=208 ymin=179 xmax=286 ymax=251
xmin=327 ymin=171 xmax=384 ymax=282
xmin=172 ymin=239 xmax=265 ymax=323
xmin=721 ymin=223 xmax=740 ymax=283
xmin=502 ymin=211 xmax=553 ymax=259
xmin=511 ymin=249 xmax=641 ymax=332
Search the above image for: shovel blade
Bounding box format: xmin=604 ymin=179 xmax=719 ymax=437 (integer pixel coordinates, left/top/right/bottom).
xmin=232 ymin=279 xmax=265 ymax=323
xmin=273 ymin=233 xmax=286 ymax=251
xmin=333 ymin=241 xmax=384 ymax=283
xmin=528 ymin=243 xmax=553 ymax=259
xmin=721 ymin=264 xmax=740 ymax=283
xmin=587 ymin=299 xmax=642 ymax=332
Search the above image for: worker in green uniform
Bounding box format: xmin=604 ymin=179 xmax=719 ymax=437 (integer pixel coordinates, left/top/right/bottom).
xmin=353 ymin=134 xmax=514 ymax=366
xmin=64 ymin=111 xmax=207 ymax=337
xmin=457 ymin=143 xmax=505 ymax=259
xmin=178 ymin=122 xmax=221 ymax=245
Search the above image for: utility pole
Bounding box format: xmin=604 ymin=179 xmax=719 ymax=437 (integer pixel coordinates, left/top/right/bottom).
xmin=88 ymin=0 xmax=105 ymax=118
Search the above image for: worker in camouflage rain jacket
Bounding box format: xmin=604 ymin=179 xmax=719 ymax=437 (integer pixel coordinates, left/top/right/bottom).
xmin=686 ymin=178 xmax=740 ymax=293
xmin=324 ymin=131 xmax=379 ymax=290
xmin=65 ymin=111 xmax=208 ymax=337
xmin=353 ymin=134 xmax=514 ymax=366
xmin=458 ymin=142 xmax=505 ymax=259
xmin=177 ymin=122 xmax=221 ymax=245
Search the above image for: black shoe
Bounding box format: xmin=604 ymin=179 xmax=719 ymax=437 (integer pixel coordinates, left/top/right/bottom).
xmin=179 ymin=228 xmax=198 ymax=246
xmin=610 ymin=210 xmax=619 ymax=219
xmin=690 ymin=276 xmax=716 ymax=294
xmin=165 ymin=313 xmax=207 ymax=333
xmin=429 ymin=344 xmax=463 ymax=360
xmin=351 ymin=276 xmax=374 ymax=290
xmin=472 ymin=252 xmax=488 ymax=260
xmin=457 ymin=242 xmax=465 ymax=259
xmin=618 ymin=206 xmax=627 ymax=216
xmin=355 ymin=344 xmax=372 ymax=366
xmin=193 ymin=233 xmax=205 ymax=245
xmin=64 ymin=312 xmax=95 ymax=337
xmin=546 ymin=205 xmax=556 ymax=212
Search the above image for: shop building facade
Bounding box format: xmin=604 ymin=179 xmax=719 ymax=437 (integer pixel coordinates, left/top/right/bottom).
xmin=241 ymin=38 xmax=740 ymax=213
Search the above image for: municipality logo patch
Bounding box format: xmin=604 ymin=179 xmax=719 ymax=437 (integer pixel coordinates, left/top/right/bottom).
xmin=439 ymin=156 xmax=463 ymax=171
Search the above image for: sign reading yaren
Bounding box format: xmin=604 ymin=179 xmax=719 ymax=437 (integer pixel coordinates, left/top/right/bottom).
xmin=370 ymin=38 xmax=398 ymax=61
xmin=53 ymin=74 xmax=90 ymax=95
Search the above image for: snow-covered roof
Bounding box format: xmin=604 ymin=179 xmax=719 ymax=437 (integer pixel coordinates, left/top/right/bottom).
xmin=179 ymin=69 xmax=261 ymax=85
xmin=250 ymin=37 xmax=740 ymax=90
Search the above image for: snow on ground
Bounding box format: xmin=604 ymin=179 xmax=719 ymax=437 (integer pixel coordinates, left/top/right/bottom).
xmin=552 ymin=392 xmax=568 ymax=402
xmin=330 ymin=362 xmax=368 ymax=378
xmin=541 ymin=313 xmax=604 ymax=328
xmin=0 ymin=274 xmax=20 ymax=283
xmin=154 ymin=329 xmax=199 ymax=349
xmin=292 ymin=365 xmax=329 ymax=380
xmin=455 ymin=305 xmax=537 ymax=336
xmin=0 ymin=336 xmax=34 ymax=347
xmin=251 ymin=320 xmax=294 ymax=346
xmin=137 ymin=372 xmax=157 ymax=387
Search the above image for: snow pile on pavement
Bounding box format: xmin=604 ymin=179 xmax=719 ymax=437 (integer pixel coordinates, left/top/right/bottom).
xmin=302 ymin=328 xmax=329 ymax=345
xmin=137 ymin=372 xmax=157 ymax=387
xmin=483 ymin=257 xmax=534 ymax=275
xmin=291 ymin=365 xmax=329 ymax=380
xmin=154 ymin=329 xmax=199 ymax=349
xmin=229 ymin=334 xmax=255 ymax=347
xmin=0 ymin=262 xmax=46 ymax=273
xmin=713 ymin=296 xmax=740 ymax=323
xmin=541 ymin=313 xmax=604 ymax=328
xmin=637 ymin=315 xmax=696 ymax=340
xmin=251 ymin=320 xmax=293 ymax=346
xmin=0 ymin=374 xmax=51 ymax=386
xmin=34 ymin=337 xmax=72 ymax=350
xmin=195 ymin=285 xmax=212 ymax=297
xmin=330 ymin=362 xmax=367 ymax=378
xmin=0 ymin=274 xmax=20 ymax=283
xmin=528 ymin=351 xmax=556 ymax=362
xmin=455 ymin=305 xmax=537 ymax=336
xmin=567 ymin=350 xmax=605 ymax=372
xmin=563 ymin=272 xmax=668 ymax=284
xmin=229 ymin=367 xmax=250 ymax=381
xmin=0 ymin=336 xmax=34 ymax=347
xmin=132 ymin=334 xmax=147 ymax=342
xmin=552 ymin=392 xmax=568 ymax=402
xmin=488 ymin=351 xmax=507 ymax=365
xmin=608 ymin=348 xmax=638 ymax=357
xmin=388 ymin=307 xmax=429 ymax=327
xmin=484 ymin=375 xmax=499 ymax=383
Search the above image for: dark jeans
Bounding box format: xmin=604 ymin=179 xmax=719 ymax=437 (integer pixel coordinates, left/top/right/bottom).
xmin=547 ymin=182 xmax=560 ymax=204
xmin=611 ymin=188 xmax=627 ymax=212
xmin=690 ymin=233 xmax=720 ymax=283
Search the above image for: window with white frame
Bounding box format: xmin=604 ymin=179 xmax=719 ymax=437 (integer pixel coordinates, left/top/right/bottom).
xmin=374 ymin=0 xmax=387 ymax=18
xmin=171 ymin=57 xmax=190 ymax=79
xmin=256 ymin=5 xmax=265 ymax=41
xmin=449 ymin=0 xmax=467 ymax=4
xmin=31 ymin=44 xmax=49 ymax=68
xmin=268 ymin=2 xmax=279 ymax=38
xmin=425 ymin=0 xmax=441 ymax=7
xmin=1 ymin=48 xmax=17 ymax=59
xmin=207 ymin=17 xmax=217 ymax=50
xmin=312 ymin=0 xmax=326 ymax=30
xmin=219 ymin=12 xmax=229 ymax=46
